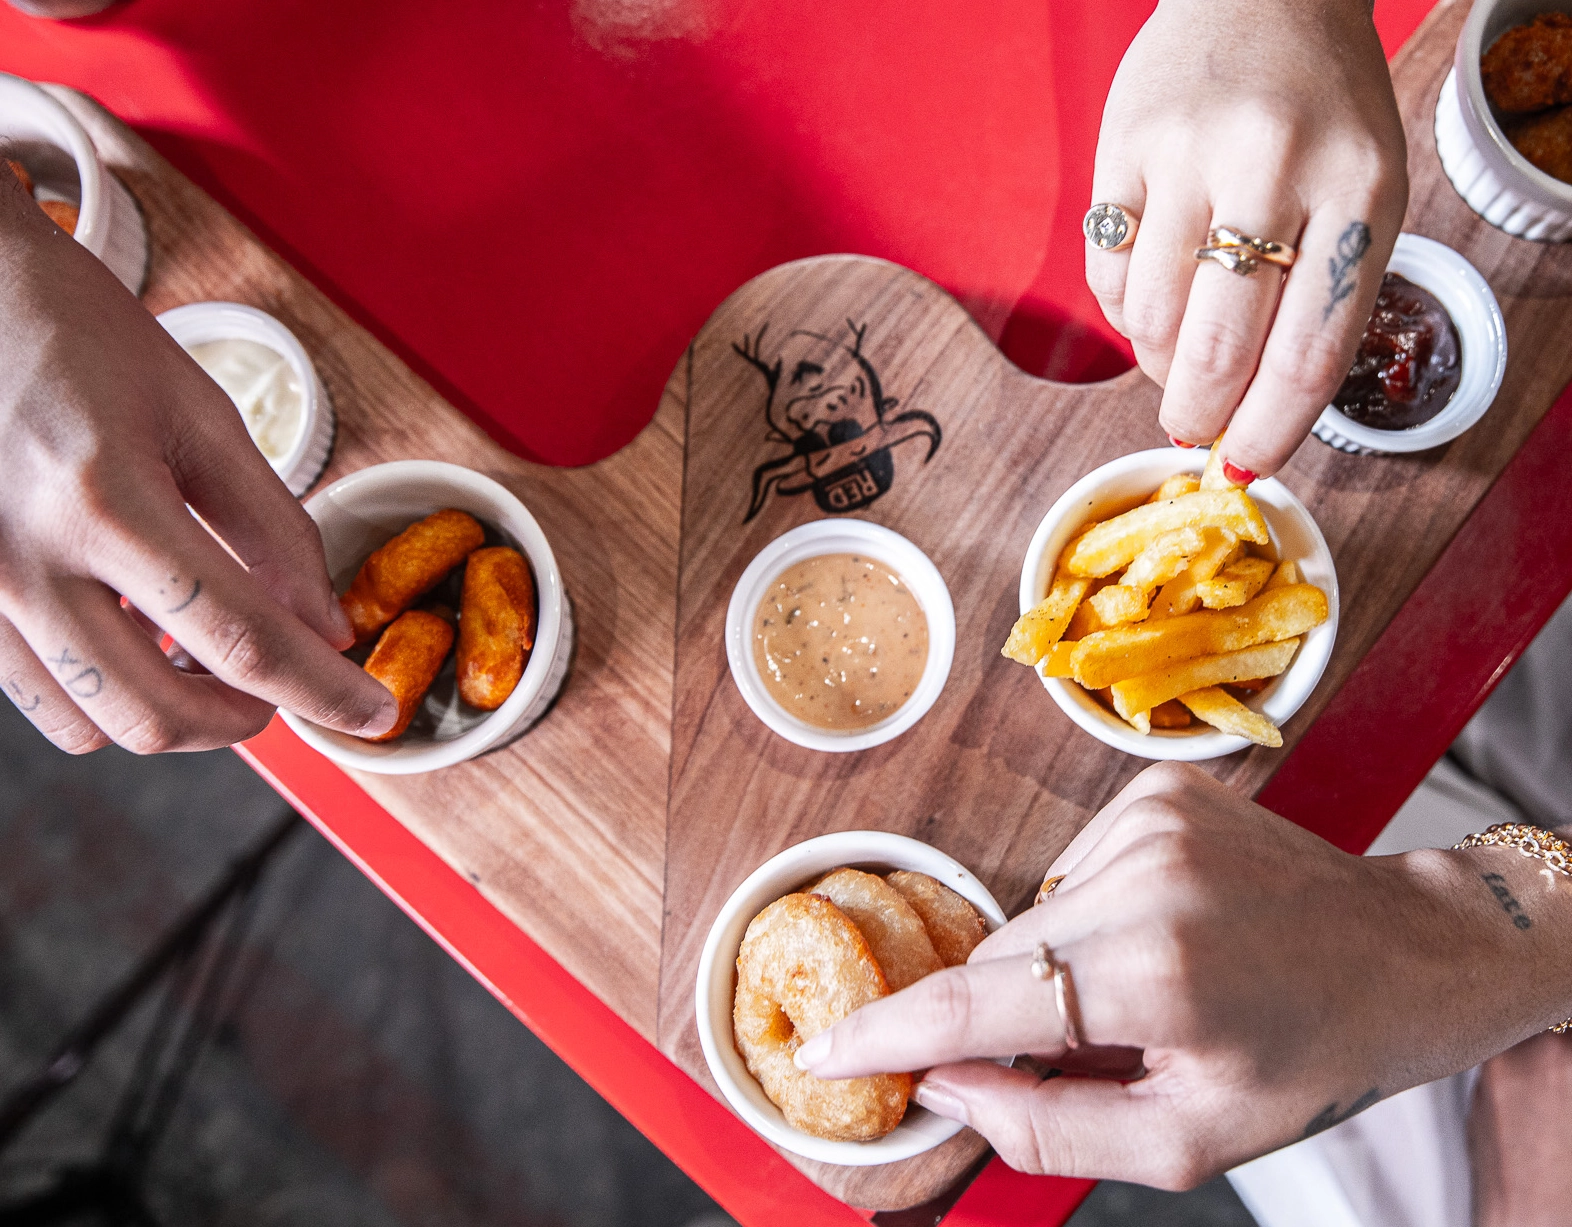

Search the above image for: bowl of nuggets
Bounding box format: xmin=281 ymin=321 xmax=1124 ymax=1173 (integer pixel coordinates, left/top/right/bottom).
xmin=695 ymin=831 xmax=1006 ymax=1166
xmin=282 ymin=460 xmax=573 ymax=774
xmin=1005 ymin=444 xmax=1338 ymax=760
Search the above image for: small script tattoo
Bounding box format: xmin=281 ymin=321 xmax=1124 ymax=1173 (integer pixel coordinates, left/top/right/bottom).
xmin=47 ymin=647 xmax=103 ymax=699
xmin=1482 ymin=872 xmax=1533 ymax=931
xmin=3 ymin=674 xmax=40 ymax=712
xmin=1303 ymin=1088 xmax=1379 ymax=1139
xmin=1323 ymin=222 xmax=1372 ymax=322
xmin=158 ymin=575 xmax=202 ymax=616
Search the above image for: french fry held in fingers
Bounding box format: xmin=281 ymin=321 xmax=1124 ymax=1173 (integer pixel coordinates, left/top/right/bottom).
xmin=361 ymin=610 xmax=455 ymax=742
xmin=1062 ymin=489 xmax=1268 ymax=578
xmin=341 ymin=508 xmax=486 ymax=644
xmin=1110 ymin=638 xmax=1299 ymax=723
xmin=1200 ymin=435 xmax=1232 ymax=491
xmin=457 ymin=546 xmax=538 ymax=710
xmin=1179 ymin=686 xmax=1284 ymax=747
xmin=1197 ymin=556 xmax=1276 ymax=610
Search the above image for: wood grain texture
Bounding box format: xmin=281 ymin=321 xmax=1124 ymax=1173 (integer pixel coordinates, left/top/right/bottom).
xmin=42 ymin=0 xmax=1572 ymax=1208
xmin=45 ymin=87 xmax=682 ymax=1042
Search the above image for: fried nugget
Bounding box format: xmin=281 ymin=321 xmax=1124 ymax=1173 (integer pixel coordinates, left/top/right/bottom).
xmin=37 ymin=199 xmax=78 ymax=236
xmin=884 ymin=870 xmax=989 ymax=967
xmin=1483 ymin=13 xmax=1572 ymax=113
xmin=341 ymin=509 xmax=485 ymax=644
xmin=360 ymin=609 xmax=454 ymax=742
xmin=733 ymin=893 xmax=910 ymax=1142
xmin=457 ymin=547 xmax=537 ymax=710
xmin=809 ymin=868 xmax=942 ymax=991
xmin=1504 ymin=104 xmax=1572 ymax=182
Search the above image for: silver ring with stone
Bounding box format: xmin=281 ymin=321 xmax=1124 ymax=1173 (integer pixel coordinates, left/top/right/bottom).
xmin=1083 ymin=203 xmax=1138 ymax=252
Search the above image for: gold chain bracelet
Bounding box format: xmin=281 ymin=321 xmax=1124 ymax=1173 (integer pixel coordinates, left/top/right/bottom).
xmin=1455 ymin=823 xmax=1572 ymax=1034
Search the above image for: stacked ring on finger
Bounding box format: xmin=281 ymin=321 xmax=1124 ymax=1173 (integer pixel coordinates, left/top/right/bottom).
xmin=1195 ymin=226 xmax=1298 ymax=277
xmin=1083 ymin=203 xmax=1139 ymax=252
xmin=1030 ymin=942 xmax=1084 ymax=1050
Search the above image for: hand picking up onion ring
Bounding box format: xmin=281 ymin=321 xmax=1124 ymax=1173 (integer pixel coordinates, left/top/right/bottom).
xmin=732 ymin=866 xmax=988 ymax=1142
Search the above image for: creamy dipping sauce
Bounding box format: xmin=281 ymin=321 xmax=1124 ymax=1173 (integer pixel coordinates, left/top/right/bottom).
xmin=752 ymin=553 xmax=928 ymax=731
xmin=185 ymin=338 xmax=304 ymax=463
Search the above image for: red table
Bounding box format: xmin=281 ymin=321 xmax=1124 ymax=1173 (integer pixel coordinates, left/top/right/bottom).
xmin=8 ymin=1 xmax=1572 ymax=1222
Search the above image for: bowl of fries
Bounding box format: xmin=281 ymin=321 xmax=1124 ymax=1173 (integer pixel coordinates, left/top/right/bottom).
xmin=1006 ymin=447 xmax=1338 ymax=760
xmin=283 ymin=460 xmax=573 ymax=774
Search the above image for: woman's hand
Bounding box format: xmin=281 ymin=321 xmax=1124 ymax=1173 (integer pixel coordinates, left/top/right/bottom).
xmin=795 ymin=764 xmax=1572 ymax=1188
xmin=0 ymin=172 xmax=397 ymax=752
xmin=1089 ymin=0 xmax=1408 ymax=481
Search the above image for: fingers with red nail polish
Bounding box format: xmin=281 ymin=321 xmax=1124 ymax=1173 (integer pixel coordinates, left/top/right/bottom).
xmin=1221 ymin=460 xmax=1257 ymax=486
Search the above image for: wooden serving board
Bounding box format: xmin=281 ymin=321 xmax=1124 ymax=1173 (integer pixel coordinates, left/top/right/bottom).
xmin=46 ymin=0 xmax=1572 ymax=1208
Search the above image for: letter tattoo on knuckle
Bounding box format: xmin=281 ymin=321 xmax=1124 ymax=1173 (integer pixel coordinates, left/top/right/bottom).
xmin=4 ymin=673 xmax=41 ymax=712
xmin=1323 ymin=221 xmax=1372 ymax=322
xmin=46 ymin=647 xmax=103 ymax=699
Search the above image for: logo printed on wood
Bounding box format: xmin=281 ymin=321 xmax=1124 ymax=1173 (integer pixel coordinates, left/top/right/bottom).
xmin=733 ymin=319 xmax=942 ymax=521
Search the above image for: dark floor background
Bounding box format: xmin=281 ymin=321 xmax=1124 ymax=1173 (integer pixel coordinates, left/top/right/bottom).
xmin=0 ymin=698 xmax=1253 ymax=1226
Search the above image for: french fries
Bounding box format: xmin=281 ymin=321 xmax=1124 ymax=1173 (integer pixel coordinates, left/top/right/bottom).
xmin=1179 ymin=686 xmax=1284 ymax=747
xmin=1062 ymin=489 xmax=1268 ymax=578
xmin=1001 ymin=573 xmax=1091 ymax=665
xmin=1110 ymin=638 xmax=1299 ymax=722
xmin=1089 ymin=583 xmax=1151 ymax=626
xmin=1003 ymin=464 xmax=1330 ymax=746
xmin=1197 ymin=556 xmax=1276 ymax=610
xmin=1072 ymin=585 xmax=1327 ymax=689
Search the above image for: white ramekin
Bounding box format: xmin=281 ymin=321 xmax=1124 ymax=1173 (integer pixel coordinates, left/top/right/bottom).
xmin=157 ymin=302 xmax=336 ymax=497
xmin=1436 ymin=0 xmax=1572 ymax=241
xmin=695 ymin=831 xmax=1007 ymax=1168
xmin=0 ymin=72 xmax=146 ymax=293
xmin=725 ymin=520 xmax=955 ymax=753
xmin=1311 ymin=233 xmax=1507 ymax=455
xmin=1019 ymin=449 xmax=1339 ymax=761
xmin=282 ymin=460 xmax=573 ymax=775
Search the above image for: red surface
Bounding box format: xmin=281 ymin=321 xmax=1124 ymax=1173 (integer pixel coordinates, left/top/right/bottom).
xmin=1260 ymin=384 xmax=1572 ymax=852
xmin=1 ymin=0 xmax=1485 ymax=1221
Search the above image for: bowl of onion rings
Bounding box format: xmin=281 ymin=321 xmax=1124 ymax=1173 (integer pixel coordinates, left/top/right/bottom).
xmin=695 ymin=831 xmax=1007 ymax=1166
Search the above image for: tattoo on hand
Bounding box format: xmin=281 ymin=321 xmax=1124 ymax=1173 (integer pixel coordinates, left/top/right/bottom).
xmin=1323 ymin=222 xmax=1372 ymax=322
xmin=158 ymin=575 xmax=202 ymax=616
xmin=1303 ymin=1088 xmax=1380 ymax=1139
xmin=1481 ymin=872 xmax=1533 ymax=931
xmin=46 ymin=647 xmax=103 ymax=699
xmin=4 ymin=674 xmax=40 ymax=712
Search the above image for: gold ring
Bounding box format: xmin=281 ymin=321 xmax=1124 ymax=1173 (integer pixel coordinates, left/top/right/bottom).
xmin=1084 ymin=203 xmax=1138 ymax=252
xmin=1034 ymin=873 xmax=1065 ymax=906
xmin=1209 ymin=225 xmax=1297 ymax=268
xmin=1030 ymin=942 xmax=1083 ymax=1050
xmin=1194 ymin=244 xmax=1262 ymax=276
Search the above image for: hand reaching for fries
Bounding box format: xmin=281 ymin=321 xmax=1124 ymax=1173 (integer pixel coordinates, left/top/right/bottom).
xmin=794 ymin=764 xmax=1572 ymax=1188
xmin=1004 ymin=451 xmax=1328 ymax=745
xmin=1090 ymin=0 xmax=1407 ymax=479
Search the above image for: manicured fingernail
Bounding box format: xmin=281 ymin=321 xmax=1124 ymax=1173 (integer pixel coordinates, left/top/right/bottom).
xmin=1222 ymin=460 xmax=1257 ymax=485
xmin=914 ymin=1081 xmax=969 ymax=1125
xmin=1167 ymin=433 xmax=1199 ymax=449
xmin=794 ymin=1033 xmax=831 ymax=1071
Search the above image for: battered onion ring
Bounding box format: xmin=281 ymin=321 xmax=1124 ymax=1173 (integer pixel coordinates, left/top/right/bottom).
xmin=810 ymin=868 xmax=942 ymax=991
xmin=885 ymin=870 xmax=989 ymax=967
xmin=733 ymin=893 xmax=911 ymax=1141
